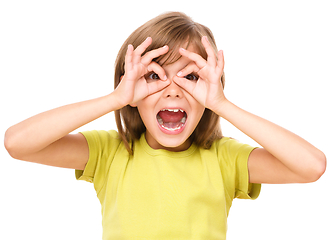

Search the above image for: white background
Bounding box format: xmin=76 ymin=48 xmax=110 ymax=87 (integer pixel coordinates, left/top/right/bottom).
xmin=1 ymin=0 xmax=335 ymax=239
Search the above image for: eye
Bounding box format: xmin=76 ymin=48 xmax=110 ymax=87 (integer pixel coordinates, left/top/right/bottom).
xmin=184 ymin=73 xmax=199 ymax=81
xmin=146 ymin=72 xmax=160 ymax=80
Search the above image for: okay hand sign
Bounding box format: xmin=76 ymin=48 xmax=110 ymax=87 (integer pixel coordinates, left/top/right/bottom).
xmin=173 ymin=36 xmax=225 ymax=113
xmin=115 ymin=37 xmax=170 ymax=107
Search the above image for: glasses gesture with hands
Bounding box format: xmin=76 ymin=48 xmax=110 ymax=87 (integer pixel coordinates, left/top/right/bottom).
xmin=173 ymin=36 xmax=225 ymax=113
xmin=115 ymin=35 xmax=225 ymax=112
xmin=114 ymin=37 xmax=170 ymax=107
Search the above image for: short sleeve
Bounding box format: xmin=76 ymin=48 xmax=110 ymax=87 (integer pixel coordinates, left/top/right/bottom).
xmin=234 ymin=145 xmax=261 ymax=200
xmin=217 ymin=138 xmax=261 ymax=200
xmin=75 ymin=130 xmax=121 ymax=193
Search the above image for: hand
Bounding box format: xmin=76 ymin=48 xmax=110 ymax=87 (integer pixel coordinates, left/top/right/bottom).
xmin=173 ymin=36 xmax=225 ymax=112
xmin=114 ymin=37 xmax=170 ymax=107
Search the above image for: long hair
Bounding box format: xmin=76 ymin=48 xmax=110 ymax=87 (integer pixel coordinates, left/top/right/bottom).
xmin=114 ymin=12 xmax=224 ymax=154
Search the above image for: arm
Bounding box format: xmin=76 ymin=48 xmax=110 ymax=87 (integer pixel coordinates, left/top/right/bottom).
xmin=216 ymin=100 xmax=326 ymax=183
xmin=4 ymin=93 xmax=122 ymax=170
xmin=5 ymin=37 xmax=170 ymax=170
xmin=174 ymin=36 xmax=326 ymax=184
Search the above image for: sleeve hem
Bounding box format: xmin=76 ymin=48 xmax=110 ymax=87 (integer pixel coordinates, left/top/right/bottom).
xmin=235 ymin=147 xmax=262 ymax=200
xmin=75 ymin=169 xmax=93 ymax=183
xmin=74 ymin=131 xmax=98 ymax=183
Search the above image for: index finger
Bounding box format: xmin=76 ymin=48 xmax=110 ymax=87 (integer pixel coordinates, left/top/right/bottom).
xmin=179 ymin=48 xmax=207 ymax=69
xmin=132 ymin=37 xmax=153 ymax=62
xmin=141 ymin=45 xmax=169 ymax=66
xmin=202 ymin=36 xmax=217 ymax=67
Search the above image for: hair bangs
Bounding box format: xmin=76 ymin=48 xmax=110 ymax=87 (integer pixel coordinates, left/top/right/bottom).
xmin=150 ymin=23 xmax=210 ymax=66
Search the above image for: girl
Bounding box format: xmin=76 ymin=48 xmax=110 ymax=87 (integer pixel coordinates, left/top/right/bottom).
xmin=4 ymin=12 xmax=326 ymax=239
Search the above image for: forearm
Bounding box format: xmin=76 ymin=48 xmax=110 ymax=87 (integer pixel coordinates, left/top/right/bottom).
xmin=5 ymin=92 xmax=122 ymax=157
xmin=216 ymin=99 xmax=326 ymax=178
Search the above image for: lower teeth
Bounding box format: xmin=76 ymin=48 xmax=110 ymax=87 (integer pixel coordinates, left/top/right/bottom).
xmin=156 ymin=115 xmax=186 ymax=131
xmin=161 ymin=125 xmax=182 ymax=131
xmin=157 ymin=117 xmax=163 ymax=125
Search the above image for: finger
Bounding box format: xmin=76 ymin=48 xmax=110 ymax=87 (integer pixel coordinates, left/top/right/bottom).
xmin=141 ymin=45 xmax=169 ymax=66
xmin=147 ymin=78 xmax=171 ymax=95
xmin=202 ymin=36 xmax=217 ymax=67
xmin=179 ymin=48 xmax=207 ymax=69
xmin=124 ymin=44 xmax=134 ymax=73
xmin=176 ymin=62 xmax=199 ymax=77
xmin=147 ymin=62 xmax=167 ymax=81
xmin=133 ymin=37 xmax=152 ymax=62
xmin=216 ymin=50 xmax=225 ymax=73
xmin=173 ymin=75 xmax=196 ymax=95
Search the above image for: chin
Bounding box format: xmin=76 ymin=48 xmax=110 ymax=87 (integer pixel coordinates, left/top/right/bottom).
xmin=155 ymin=134 xmax=192 ymax=151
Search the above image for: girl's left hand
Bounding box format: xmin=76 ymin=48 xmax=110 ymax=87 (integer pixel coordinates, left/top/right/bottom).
xmin=173 ymin=36 xmax=225 ymax=113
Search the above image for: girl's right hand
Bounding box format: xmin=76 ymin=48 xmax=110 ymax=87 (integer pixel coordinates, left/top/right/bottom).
xmin=114 ymin=37 xmax=170 ymax=107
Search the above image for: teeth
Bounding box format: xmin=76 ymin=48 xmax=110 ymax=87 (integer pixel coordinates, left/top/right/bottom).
xmin=161 ymin=125 xmax=182 ymax=131
xmin=156 ymin=115 xmax=186 ymax=126
xmin=157 ymin=116 xmax=163 ymax=125
xmin=161 ymin=109 xmax=184 ymax=113
xmin=156 ymin=109 xmax=187 ymax=131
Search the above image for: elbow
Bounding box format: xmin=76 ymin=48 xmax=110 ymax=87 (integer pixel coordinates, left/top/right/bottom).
xmin=315 ymin=152 xmax=327 ymax=181
xmin=305 ymin=151 xmax=327 ymax=183
xmin=4 ymin=128 xmax=22 ymax=159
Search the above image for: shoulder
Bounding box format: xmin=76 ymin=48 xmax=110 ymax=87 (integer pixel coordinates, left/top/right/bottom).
xmin=211 ymin=136 xmax=251 ymax=152
xmin=210 ymin=137 xmax=261 ymax=200
xmin=80 ymin=129 xmax=121 ymax=144
xmin=81 ymin=129 xmax=120 ymax=138
xmin=79 ymin=129 xmax=124 ymax=158
xmin=76 ymin=130 xmax=125 ymax=184
xmin=209 ymin=137 xmax=256 ymax=165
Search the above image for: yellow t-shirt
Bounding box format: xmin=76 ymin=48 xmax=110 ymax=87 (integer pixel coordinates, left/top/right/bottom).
xmin=76 ymin=130 xmax=261 ymax=240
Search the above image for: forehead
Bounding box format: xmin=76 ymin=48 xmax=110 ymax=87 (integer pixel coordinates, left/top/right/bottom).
xmin=162 ymin=56 xmax=191 ymax=73
xmin=158 ymin=44 xmax=202 ymax=67
xmin=161 ymin=45 xmax=200 ymax=72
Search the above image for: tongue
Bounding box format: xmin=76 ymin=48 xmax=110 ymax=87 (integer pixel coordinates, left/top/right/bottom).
xmin=158 ymin=110 xmax=184 ymax=123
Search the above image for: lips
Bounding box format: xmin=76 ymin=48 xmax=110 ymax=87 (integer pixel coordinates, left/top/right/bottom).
xmin=156 ymin=109 xmax=187 ymax=133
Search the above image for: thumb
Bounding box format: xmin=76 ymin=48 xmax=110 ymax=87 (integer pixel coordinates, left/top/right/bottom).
xmin=147 ymin=78 xmax=171 ymax=95
xmin=173 ymin=76 xmax=196 ymax=95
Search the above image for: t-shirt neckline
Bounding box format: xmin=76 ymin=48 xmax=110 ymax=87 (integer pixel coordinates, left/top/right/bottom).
xmin=139 ymin=133 xmax=197 ymax=158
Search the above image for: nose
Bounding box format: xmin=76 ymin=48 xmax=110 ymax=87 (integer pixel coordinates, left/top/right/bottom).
xmin=163 ymin=79 xmax=184 ymax=98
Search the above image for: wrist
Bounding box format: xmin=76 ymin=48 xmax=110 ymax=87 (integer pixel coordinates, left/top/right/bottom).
xmin=105 ymin=91 xmax=127 ymax=112
xmin=210 ymin=97 xmax=231 ymax=118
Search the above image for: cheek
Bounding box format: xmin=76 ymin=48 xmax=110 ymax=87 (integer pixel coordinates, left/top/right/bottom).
xmin=136 ymin=97 xmax=158 ymax=121
xmin=137 ymin=93 xmax=157 ymax=108
xmin=184 ymin=92 xmax=204 ymax=111
xmin=195 ymin=107 xmax=205 ymax=122
xmin=185 ymin=96 xmax=205 ymax=123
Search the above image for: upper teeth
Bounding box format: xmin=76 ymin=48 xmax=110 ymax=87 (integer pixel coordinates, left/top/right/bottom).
xmin=161 ymin=109 xmax=184 ymax=112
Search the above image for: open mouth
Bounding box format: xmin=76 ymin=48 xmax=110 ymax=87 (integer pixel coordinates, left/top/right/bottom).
xmin=156 ymin=108 xmax=187 ymax=133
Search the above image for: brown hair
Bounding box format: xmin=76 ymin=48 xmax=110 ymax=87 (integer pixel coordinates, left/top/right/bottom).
xmin=114 ymin=12 xmax=224 ymax=154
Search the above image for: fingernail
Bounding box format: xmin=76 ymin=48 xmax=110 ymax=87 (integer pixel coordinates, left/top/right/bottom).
xmin=163 ymin=75 xmax=167 ymax=80
xmin=180 ymin=48 xmax=186 ymax=52
xmin=177 ymin=71 xmax=183 ymax=77
xmin=162 ymin=45 xmax=168 ymax=49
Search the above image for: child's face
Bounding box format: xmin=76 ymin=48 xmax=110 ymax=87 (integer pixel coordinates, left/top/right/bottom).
xmin=135 ymin=46 xmax=205 ymax=151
